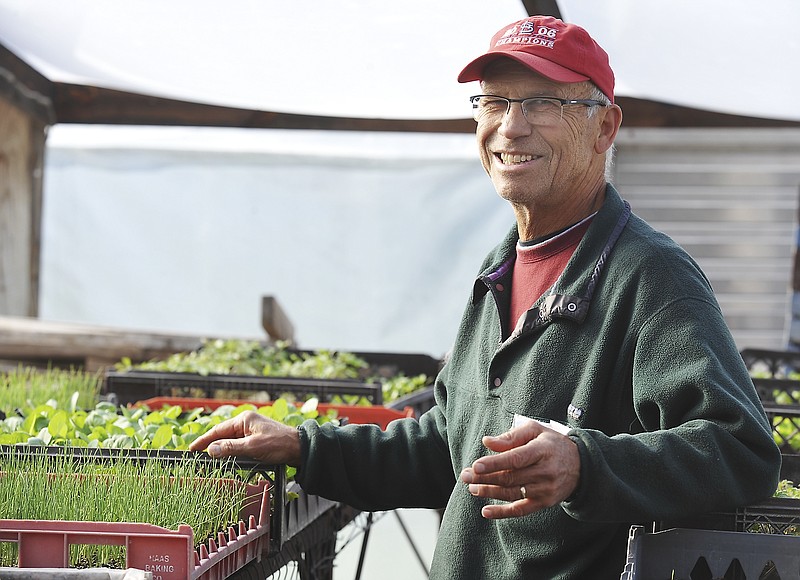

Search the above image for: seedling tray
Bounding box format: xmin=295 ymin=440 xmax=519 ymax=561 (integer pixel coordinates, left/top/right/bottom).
xmin=0 ymin=478 xmax=271 ymax=580
xmin=104 ymin=370 xmax=383 ymax=407
xmin=0 ymin=447 xmax=287 ymax=579
xmin=135 ymin=396 xmax=415 ymax=430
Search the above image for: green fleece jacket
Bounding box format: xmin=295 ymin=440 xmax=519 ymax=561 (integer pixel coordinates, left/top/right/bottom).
xmin=296 ymin=184 xmax=781 ymax=579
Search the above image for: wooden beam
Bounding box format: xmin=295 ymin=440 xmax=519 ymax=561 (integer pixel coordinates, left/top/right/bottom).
xmin=51 ymin=82 xmax=800 ymax=130
xmin=0 ymin=315 xmax=207 ymax=371
xmin=521 ymin=0 xmax=562 ymax=18
xmin=0 ymin=43 xmax=55 ymax=126
xmin=52 ymin=83 xmax=476 ymax=133
xmin=4 ymin=37 xmax=800 ymax=132
xmin=616 ymin=96 xmax=800 ymax=128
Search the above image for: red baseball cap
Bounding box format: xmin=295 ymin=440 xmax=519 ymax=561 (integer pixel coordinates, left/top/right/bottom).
xmin=458 ymin=16 xmax=615 ymax=103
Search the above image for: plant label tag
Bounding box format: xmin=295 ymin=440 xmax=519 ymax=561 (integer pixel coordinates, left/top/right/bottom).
xmin=512 ymin=413 xmax=571 ymax=435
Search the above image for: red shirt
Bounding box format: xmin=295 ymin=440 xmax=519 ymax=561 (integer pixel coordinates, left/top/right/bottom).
xmin=509 ymin=216 xmax=594 ymax=330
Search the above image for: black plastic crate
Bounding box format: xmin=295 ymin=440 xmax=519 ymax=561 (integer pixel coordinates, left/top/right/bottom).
xmin=272 ymin=347 xmax=442 ymax=382
xmin=386 ymin=385 xmax=436 ymax=418
xmin=754 ymin=377 xmax=800 ymax=406
xmin=763 ymin=402 xmax=800 ymax=453
xmin=654 ymin=497 xmax=800 ymax=538
xmin=741 ymin=348 xmax=800 ymax=379
xmin=780 ymin=453 xmax=800 ymax=483
xmin=273 ymin=481 xmax=339 ymax=550
xmin=104 ymin=369 xmax=383 ymax=406
xmin=621 ymin=525 xmax=800 ymax=580
xmin=348 ymin=350 xmax=443 ymax=380
xmin=236 ymin=503 xmax=359 ymax=580
xmin=652 ymin=455 xmax=800 ymax=534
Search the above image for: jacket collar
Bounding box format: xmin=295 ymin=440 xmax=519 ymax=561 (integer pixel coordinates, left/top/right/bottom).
xmin=472 ymin=184 xmax=631 ymax=328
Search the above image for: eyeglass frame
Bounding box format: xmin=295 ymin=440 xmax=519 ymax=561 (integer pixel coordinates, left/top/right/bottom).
xmin=469 ymin=94 xmax=609 ymax=125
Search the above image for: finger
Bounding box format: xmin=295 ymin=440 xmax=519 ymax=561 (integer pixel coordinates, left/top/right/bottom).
xmin=467 ymin=483 xmax=545 ymax=519
xmin=469 ymin=477 xmax=557 ymax=501
xmin=469 ymin=483 xmax=556 ymax=519
xmin=461 ymin=465 xmax=517 ymax=486
xmin=480 ymin=499 xmax=538 ymax=520
xmin=469 ymin=439 xmax=545 ymax=480
xmin=461 ymin=464 xmax=536 ymax=487
xmin=205 ymin=436 xmax=258 ymax=459
xmin=482 ymin=421 xmax=546 ymax=453
xmin=468 ymin=482 xmax=531 ymax=503
xmin=472 ymin=427 xmax=570 ymax=479
xmin=187 ymin=416 xmax=248 ymax=452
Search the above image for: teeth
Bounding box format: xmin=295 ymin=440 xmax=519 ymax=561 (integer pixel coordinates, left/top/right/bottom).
xmin=500 ymin=153 xmax=534 ymax=165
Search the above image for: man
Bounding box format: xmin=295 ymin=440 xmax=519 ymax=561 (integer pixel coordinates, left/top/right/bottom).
xmin=190 ymin=15 xmax=781 ymax=579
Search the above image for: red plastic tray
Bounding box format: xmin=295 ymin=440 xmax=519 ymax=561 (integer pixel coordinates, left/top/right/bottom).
xmin=0 ymin=479 xmax=271 ymax=580
xmin=136 ymin=397 xmax=415 ymax=430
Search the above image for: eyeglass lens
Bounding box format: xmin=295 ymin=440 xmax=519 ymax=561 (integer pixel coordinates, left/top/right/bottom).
xmin=472 ymin=97 xmax=563 ymax=126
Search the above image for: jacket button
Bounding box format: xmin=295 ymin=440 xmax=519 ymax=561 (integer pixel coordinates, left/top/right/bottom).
xmin=493 ymin=377 xmax=502 ymax=387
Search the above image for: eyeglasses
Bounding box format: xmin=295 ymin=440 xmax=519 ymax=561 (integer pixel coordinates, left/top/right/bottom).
xmin=469 ymin=95 xmax=608 ymax=126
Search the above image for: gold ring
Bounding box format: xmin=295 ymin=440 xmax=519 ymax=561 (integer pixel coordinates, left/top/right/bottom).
xmin=520 ymin=485 xmax=527 ymax=500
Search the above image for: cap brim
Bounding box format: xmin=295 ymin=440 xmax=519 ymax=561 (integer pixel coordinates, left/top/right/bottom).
xmin=457 ymin=52 xmax=590 ymax=84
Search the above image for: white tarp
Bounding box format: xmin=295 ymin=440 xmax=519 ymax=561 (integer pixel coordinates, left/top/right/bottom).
xmin=558 ymin=0 xmax=800 ymax=121
xmin=0 ymin=0 xmax=527 ymax=119
xmin=41 ymin=125 xmax=511 ymax=356
xmin=9 ymin=0 xmax=800 ymax=355
xmin=2 ymin=0 xmax=799 ymax=121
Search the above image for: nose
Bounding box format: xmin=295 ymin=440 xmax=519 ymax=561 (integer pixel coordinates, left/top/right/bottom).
xmin=498 ymin=101 xmax=532 ymax=138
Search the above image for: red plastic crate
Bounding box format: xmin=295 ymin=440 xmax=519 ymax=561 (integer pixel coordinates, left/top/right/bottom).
xmin=0 ymin=479 xmax=271 ymax=580
xmin=136 ymin=396 xmax=415 ymax=430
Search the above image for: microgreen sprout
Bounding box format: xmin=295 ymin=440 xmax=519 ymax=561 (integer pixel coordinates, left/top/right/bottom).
xmin=0 ymin=447 xmax=251 ymax=568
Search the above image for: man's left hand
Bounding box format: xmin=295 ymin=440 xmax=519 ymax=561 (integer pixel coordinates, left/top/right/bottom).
xmin=459 ymin=421 xmax=580 ymax=519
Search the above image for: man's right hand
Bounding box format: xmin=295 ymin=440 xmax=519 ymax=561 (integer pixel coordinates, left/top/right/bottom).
xmin=188 ymin=410 xmax=303 ymax=466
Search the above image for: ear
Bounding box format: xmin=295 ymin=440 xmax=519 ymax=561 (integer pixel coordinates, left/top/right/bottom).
xmin=594 ymin=104 xmax=623 ymax=154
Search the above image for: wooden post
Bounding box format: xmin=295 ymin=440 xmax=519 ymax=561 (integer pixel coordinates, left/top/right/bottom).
xmin=0 ymin=47 xmax=52 ymax=317
xmin=261 ymin=295 xmax=295 ymax=344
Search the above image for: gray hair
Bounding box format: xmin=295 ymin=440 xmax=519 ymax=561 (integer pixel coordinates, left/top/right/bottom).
xmin=584 ymin=83 xmax=616 ymax=182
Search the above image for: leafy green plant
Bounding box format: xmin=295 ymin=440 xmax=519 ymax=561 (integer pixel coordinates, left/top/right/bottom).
xmin=115 ymin=339 xmax=369 ymax=380
xmin=113 ymin=339 xmax=436 ymax=406
xmin=738 ymin=479 xmax=800 ymax=535
xmin=382 ymin=373 xmax=432 ymax=403
xmin=774 ymin=479 xmax=800 ymax=500
xmin=0 ymin=397 xmax=338 ymax=451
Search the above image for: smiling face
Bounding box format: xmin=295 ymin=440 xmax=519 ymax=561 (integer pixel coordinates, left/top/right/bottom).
xmin=476 ymin=59 xmax=621 ymax=239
